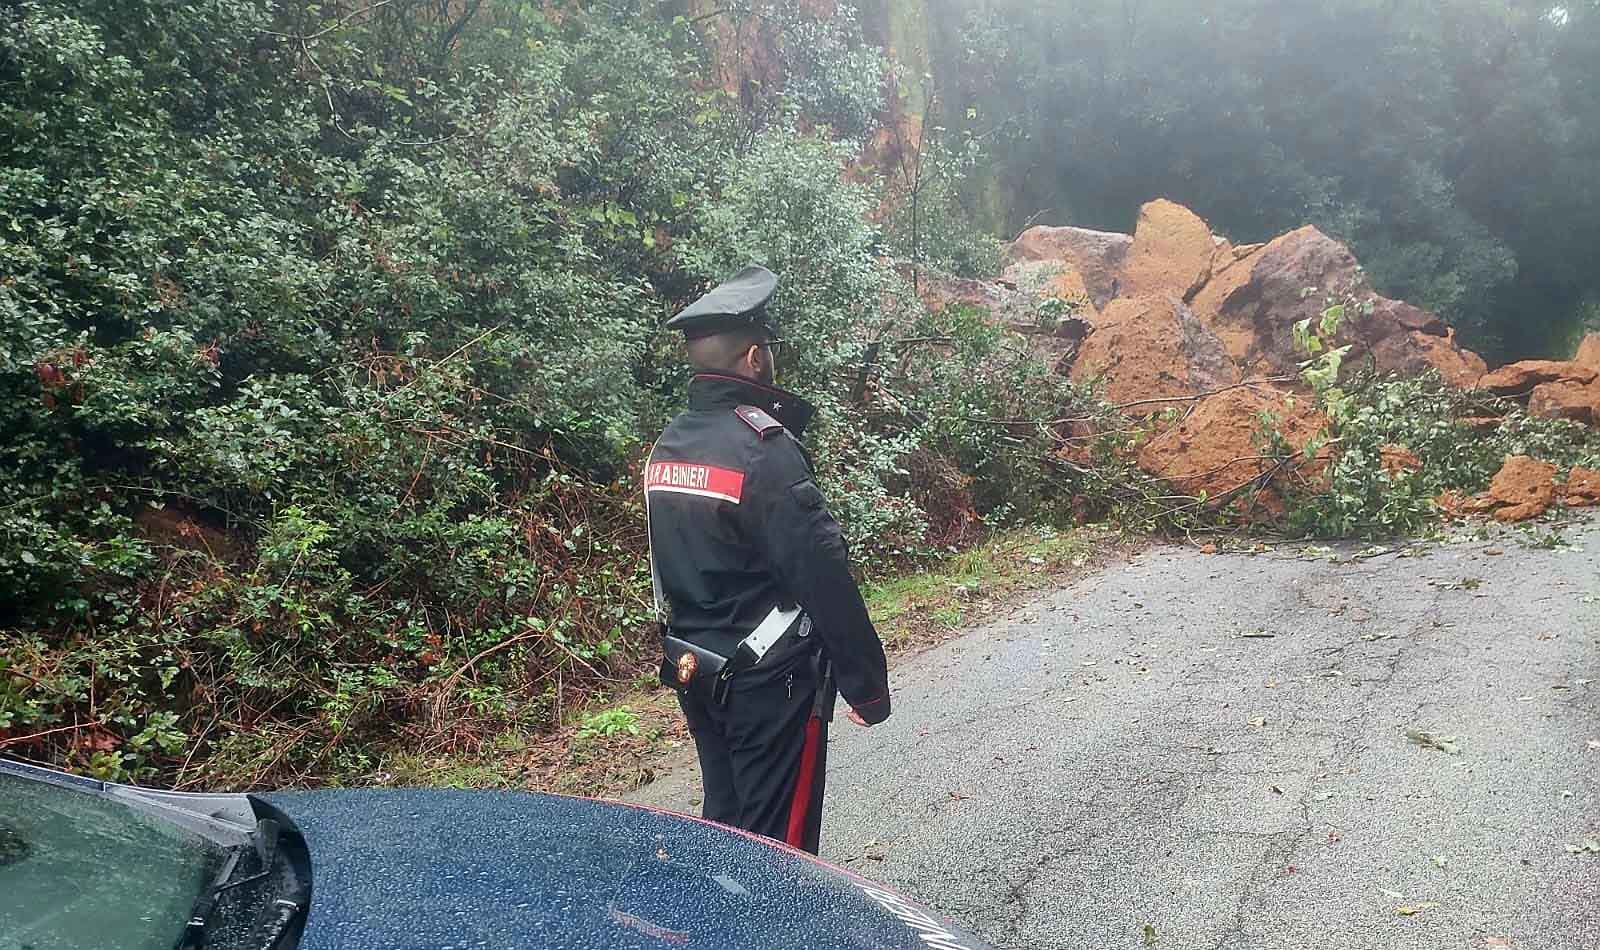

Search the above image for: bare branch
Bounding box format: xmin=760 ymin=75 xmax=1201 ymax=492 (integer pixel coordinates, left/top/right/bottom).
xmin=260 ymin=0 xmax=397 ymax=40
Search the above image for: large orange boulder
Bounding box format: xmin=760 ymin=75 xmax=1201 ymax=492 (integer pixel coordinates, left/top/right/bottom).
xmin=1004 ymin=225 xmax=1131 ymax=309
xmin=1527 ymin=379 xmax=1600 ymax=424
xmin=1192 ymin=226 xmax=1365 ymax=374
xmin=1576 ymin=333 xmax=1600 ymax=371
xmin=1188 ymin=224 xmax=1464 ymax=380
xmin=1485 ymin=455 xmax=1558 ymax=522
xmin=1136 ymin=385 xmax=1328 ymax=501
xmin=1117 ymin=199 xmax=1218 ymax=302
xmin=1477 ymin=360 xmax=1599 ymax=397
xmin=1369 ymin=329 xmax=1488 ymax=388
xmin=1070 ymin=297 xmax=1238 ymax=409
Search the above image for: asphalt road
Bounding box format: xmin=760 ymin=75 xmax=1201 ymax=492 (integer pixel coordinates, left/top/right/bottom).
xmin=630 ymin=519 xmax=1600 ymax=950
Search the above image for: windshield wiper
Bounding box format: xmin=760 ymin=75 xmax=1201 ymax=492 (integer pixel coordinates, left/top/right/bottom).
xmin=175 ymin=818 xmax=280 ymax=950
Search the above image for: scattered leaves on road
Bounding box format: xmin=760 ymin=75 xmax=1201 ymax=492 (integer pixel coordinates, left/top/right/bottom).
xmin=1406 ymin=729 xmax=1462 ymax=755
xmin=1142 ymin=923 xmax=1159 ymax=947
xmin=1396 ymin=902 xmax=1440 ymax=916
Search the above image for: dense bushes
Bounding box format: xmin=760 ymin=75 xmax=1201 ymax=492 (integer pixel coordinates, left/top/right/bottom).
xmin=0 ymin=0 xmax=1047 ymax=786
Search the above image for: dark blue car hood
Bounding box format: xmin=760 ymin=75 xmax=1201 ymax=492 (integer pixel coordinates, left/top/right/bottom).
xmin=262 ymin=789 xmax=990 ymax=950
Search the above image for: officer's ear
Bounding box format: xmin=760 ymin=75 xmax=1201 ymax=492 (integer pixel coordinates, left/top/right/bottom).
xmin=741 ymin=341 xmax=768 ymax=377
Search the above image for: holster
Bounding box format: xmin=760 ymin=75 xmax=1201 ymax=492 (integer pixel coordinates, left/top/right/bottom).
xmin=660 ymin=609 xmax=810 ymax=707
xmin=660 ymin=633 xmax=737 ymax=706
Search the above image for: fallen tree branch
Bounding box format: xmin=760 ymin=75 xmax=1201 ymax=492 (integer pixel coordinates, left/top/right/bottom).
xmin=260 ymin=0 xmax=396 ymax=40
xmin=1110 ymin=376 xmax=1297 ymax=412
xmin=969 ymin=376 xmax=1299 ymax=428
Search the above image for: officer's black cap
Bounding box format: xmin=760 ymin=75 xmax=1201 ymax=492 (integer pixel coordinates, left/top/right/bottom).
xmin=665 ymin=265 xmax=779 ymax=340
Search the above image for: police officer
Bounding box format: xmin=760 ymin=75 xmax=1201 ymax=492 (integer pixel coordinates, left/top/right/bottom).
xmin=645 ymin=264 xmax=891 ymax=855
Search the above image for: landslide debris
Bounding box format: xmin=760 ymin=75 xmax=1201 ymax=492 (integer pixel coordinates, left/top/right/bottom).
xmin=917 ymin=198 xmax=1599 ymax=528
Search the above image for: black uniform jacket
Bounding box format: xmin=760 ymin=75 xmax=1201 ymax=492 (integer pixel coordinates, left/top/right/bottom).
xmin=645 ymin=373 xmax=891 ymax=724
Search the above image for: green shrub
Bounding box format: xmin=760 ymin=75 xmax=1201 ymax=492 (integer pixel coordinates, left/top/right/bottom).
xmin=1285 ymin=373 xmax=1600 ymax=539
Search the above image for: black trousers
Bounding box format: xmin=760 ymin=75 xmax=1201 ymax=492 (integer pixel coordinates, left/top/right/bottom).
xmin=677 ymin=653 xmax=833 ymax=854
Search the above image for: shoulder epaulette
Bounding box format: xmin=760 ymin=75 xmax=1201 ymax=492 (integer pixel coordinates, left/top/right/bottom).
xmin=734 ymin=405 xmax=785 ymax=440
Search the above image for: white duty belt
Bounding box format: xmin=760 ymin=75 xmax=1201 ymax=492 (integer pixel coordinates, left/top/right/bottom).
xmin=737 ymin=605 xmax=809 ymax=664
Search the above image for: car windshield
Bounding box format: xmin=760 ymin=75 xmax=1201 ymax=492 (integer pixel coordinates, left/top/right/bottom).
xmin=0 ymin=772 xmax=227 ymax=950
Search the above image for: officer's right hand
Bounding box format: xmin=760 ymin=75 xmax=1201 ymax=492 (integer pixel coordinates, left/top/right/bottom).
xmin=847 ymin=708 xmax=871 ymax=727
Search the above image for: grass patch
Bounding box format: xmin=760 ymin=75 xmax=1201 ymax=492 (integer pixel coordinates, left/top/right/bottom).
xmin=373 ymin=753 xmax=518 ymax=790
xmin=864 ymin=525 xmax=1115 ymax=652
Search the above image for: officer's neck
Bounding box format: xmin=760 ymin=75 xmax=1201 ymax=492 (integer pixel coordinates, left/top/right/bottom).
xmin=689 ymin=372 xmax=815 ymax=437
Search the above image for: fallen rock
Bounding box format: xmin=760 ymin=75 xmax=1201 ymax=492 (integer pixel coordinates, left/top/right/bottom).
xmin=1369 ymin=329 xmax=1488 ymax=388
xmin=1434 ymin=490 xmax=1468 ymax=518
xmin=1576 ymin=333 xmax=1600 ymax=371
xmin=1457 ymin=415 xmax=1504 ymax=433
xmin=1118 ymin=199 xmax=1218 ymax=302
xmin=1369 ymin=298 xmax=1447 ymax=336
xmin=907 ymin=265 xmax=1042 ymax=328
xmin=1380 ymin=444 xmax=1422 ymax=477
xmin=1564 ymin=466 xmax=1600 ymax=506
xmin=1485 ymin=455 xmax=1558 ymax=522
xmin=1477 ymin=360 xmax=1599 ymax=397
xmin=1194 ymin=225 xmax=1365 ymax=374
xmin=1527 ymin=378 xmax=1600 ymax=424
xmin=1189 ymin=224 xmax=1460 ymax=378
xmin=1136 ymin=385 xmax=1328 ymax=501
xmin=1436 ymin=490 xmax=1498 ymax=518
xmin=1005 ymin=225 xmax=1131 ymax=308
xmin=1071 ymin=296 xmax=1239 ymax=408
